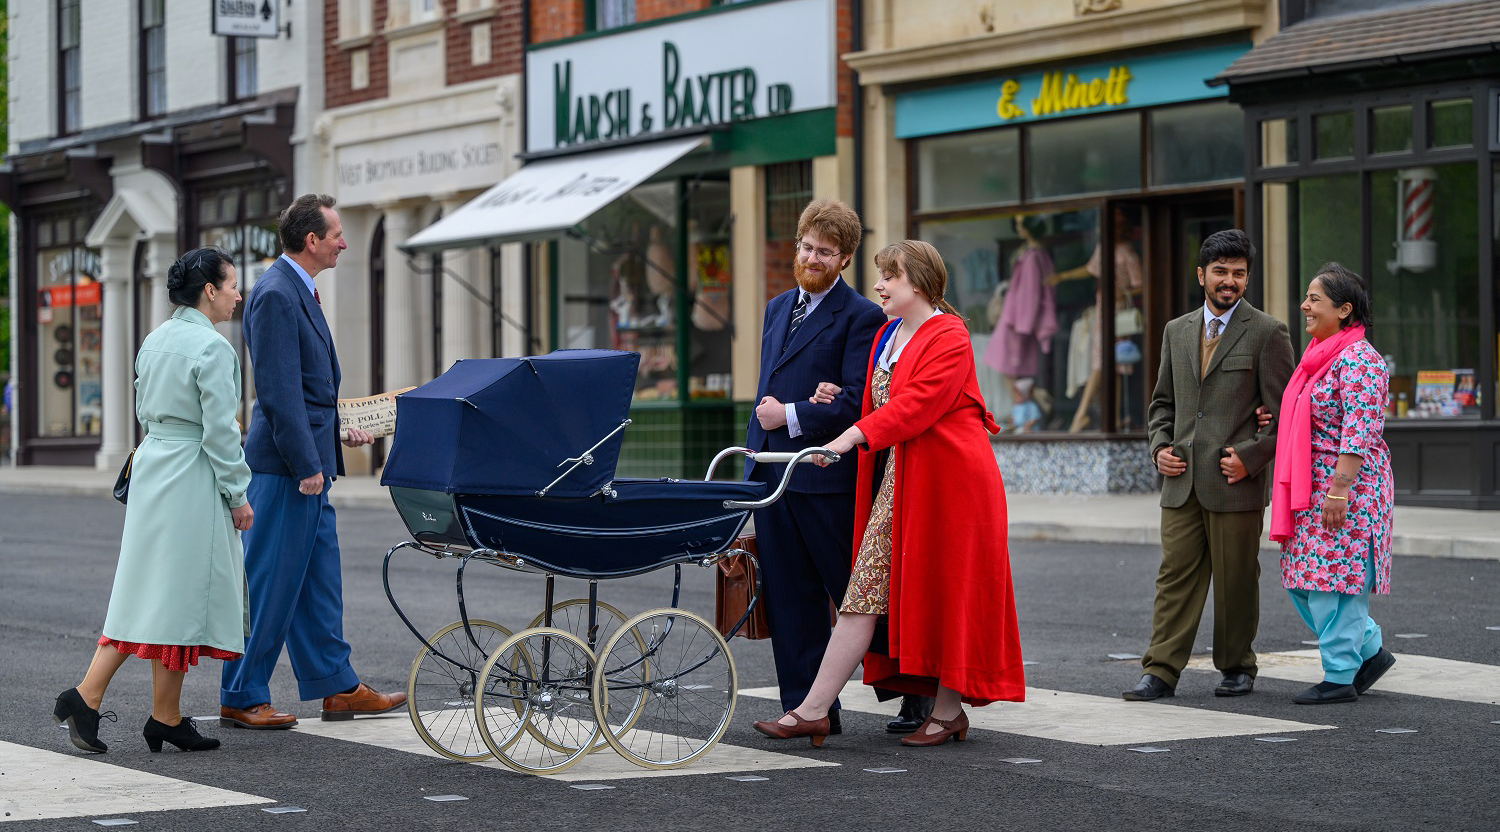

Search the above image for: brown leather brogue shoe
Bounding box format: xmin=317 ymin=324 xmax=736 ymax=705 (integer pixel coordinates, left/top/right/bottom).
xmin=320 ymin=683 xmax=407 ymax=721
xmin=219 ymin=703 xmax=297 ymax=730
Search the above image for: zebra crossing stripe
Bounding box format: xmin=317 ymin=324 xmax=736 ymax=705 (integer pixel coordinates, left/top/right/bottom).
xmin=0 ymin=740 xmax=273 ymax=822
xmin=1190 ymin=650 xmax=1500 ymax=705
xmin=740 ymin=683 xmax=1335 ymax=745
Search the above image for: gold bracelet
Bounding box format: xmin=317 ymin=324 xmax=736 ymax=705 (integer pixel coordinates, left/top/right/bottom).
xmin=1324 ymin=493 xmax=1348 ymax=501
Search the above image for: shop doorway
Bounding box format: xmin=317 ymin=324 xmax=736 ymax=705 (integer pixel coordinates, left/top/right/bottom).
xmin=1162 ymin=195 xmax=1237 ymax=320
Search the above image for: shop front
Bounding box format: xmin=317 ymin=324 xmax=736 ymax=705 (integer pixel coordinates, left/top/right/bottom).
xmin=405 ymin=0 xmax=845 ymax=479
xmin=883 ymin=43 xmax=1253 ymax=493
xmin=1217 ymin=0 xmax=1500 ymax=509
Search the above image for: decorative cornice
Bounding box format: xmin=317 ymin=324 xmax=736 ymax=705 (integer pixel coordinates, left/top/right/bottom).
xmin=845 ymin=0 xmax=1265 ymax=88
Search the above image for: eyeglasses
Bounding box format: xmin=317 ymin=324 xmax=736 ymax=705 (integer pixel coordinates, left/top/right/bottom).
xmin=794 ymin=241 xmax=842 ymax=261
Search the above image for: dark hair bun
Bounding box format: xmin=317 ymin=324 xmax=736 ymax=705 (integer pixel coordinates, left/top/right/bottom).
xmin=167 ymin=247 xmax=231 ymax=307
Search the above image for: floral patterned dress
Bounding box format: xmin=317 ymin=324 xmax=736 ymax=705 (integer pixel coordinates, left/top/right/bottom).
xmin=1279 ymin=339 xmax=1394 ymax=596
xmin=841 ymin=365 xmax=895 ymax=614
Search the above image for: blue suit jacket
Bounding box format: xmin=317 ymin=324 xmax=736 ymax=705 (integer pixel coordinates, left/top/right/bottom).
xmin=243 ymin=257 xmax=345 ymax=479
xmin=745 ymin=279 xmax=886 ymax=493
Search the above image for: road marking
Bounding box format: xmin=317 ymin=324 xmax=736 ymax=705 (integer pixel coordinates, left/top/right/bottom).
xmin=1188 ymin=650 xmax=1500 ymax=706
xmin=740 ymin=684 xmax=1334 ymax=746
xmin=0 ymin=740 xmax=273 ymax=823
xmin=291 ymin=714 xmax=837 ymax=781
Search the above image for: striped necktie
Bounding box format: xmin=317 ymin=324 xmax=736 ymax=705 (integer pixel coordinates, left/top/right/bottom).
xmin=783 ymin=291 xmax=809 ymax=351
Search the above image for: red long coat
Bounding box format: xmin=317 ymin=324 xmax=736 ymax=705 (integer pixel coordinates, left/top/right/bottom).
xmin=855 ymin=314 xmax=1026 ymax=706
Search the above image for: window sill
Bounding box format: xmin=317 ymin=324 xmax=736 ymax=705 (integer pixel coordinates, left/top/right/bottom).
xmin=382 ymin=16 xmax=446 ymax=39
xmin=454 ymin=6 xmax=498 ymax=23
xmin=335 ymin=33 xmax=376 ymax=50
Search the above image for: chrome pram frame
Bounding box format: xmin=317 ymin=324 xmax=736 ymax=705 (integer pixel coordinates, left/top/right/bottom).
xmin=382 ymin=442 xmax=837 ymax=775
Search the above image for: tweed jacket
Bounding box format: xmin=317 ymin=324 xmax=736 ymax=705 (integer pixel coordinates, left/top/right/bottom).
xmin=1148 ymin=301 xmax=1296 ymax=513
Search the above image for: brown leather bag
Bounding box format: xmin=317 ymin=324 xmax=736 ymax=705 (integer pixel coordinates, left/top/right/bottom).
xmin=715 ymin=533 xmax=770 ymax=640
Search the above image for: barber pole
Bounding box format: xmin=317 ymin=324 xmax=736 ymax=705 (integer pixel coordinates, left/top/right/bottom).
xmin=1396 ymin=168 xmax=1437 ymax=272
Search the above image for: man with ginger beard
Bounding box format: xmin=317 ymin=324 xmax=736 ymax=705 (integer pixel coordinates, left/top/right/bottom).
xmin=745 ymin=199 xmax=927 ymax=735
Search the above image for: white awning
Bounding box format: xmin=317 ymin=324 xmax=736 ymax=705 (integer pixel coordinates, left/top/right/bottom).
xmin=400 ymin=136 xmax=706 ymax=253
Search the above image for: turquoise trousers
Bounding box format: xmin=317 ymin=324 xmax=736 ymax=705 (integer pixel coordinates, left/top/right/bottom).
xmin=1285 ymin=542 xmax=1382 ymax=684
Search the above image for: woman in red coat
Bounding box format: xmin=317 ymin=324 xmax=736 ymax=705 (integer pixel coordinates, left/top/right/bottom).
xmin=753 ymin=240 xmax=1026 ymax=748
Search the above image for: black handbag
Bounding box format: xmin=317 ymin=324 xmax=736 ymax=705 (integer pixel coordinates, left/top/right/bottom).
xmin=113 ymin=449 xmax=135 ymax=504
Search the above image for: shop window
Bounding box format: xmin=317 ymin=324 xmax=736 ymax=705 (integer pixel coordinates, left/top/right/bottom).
xmin=140 ymin=0 xmax=166 ymax=117
xmin=1428 ymin=98 xmax=1473 ymax=148
xmin=1370 ymin=104 xmax=1413 ymax=155
xmin=920 ymin=207 xmax=1106 ymax=434
xmin=1027 ymin=113 xmax=1140 ymax=200
xmin=1260 ymin=117 xmax=1299 ymax=167
xmin=686 ymin=180 xmax=733 ymax=400
xmin=35 ymin=236 xmax=102 ymax=438
xmin=916 ymin=129 xmax=1019 ymax=211
xmin=58 ymin=0 xmax=82 ymax=134
xmin=1293 ymin=174 xmax=1362 ymax=301
xmin=1313 ymin=112 xmax=1355 ymax=161
xmin=1149 ymin=101 xmax=1244 ymax=188
xmin=1369 ymin=163 xmax=1480 ymax=419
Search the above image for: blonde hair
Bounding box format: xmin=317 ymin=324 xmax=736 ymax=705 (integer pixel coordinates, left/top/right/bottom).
xmin=873 ymin=240 xmax=965 ymax=326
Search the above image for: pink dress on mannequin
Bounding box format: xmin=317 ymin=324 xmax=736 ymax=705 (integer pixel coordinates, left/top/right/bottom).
xmin=984 ymin=246 xmax=1057 ymax=378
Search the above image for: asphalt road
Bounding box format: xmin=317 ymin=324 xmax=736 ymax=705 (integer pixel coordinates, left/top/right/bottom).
xmin=2 ymin=492 xmax=1497 ymax=831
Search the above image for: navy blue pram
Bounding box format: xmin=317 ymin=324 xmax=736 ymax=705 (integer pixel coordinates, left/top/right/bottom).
xmin=378 ymin=349 xmax=835 ymax=775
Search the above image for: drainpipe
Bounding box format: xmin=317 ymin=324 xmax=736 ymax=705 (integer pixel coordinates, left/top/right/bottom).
xmin=850 ymin=0 xmax=866 ymax=295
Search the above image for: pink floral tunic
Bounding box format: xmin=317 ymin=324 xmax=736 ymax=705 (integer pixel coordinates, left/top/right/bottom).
xmin=1279 ymin=339 xmax=1394 ymax=595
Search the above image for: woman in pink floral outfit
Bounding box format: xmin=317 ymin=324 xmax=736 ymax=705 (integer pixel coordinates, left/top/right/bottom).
xmin=1270 ymin=263 xmax=1395 ymax=705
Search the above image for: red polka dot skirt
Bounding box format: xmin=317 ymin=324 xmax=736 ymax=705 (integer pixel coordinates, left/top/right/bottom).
xmin=99 ymin=636 xmax=241 ymax=673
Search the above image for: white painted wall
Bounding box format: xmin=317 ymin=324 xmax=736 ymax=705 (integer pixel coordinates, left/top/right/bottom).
xmin=79 ymin=2 xmax=134 ymax=130
xmin=164 ymin=2 xmax=221 ymax=113
xmin=8 ymin=2 xmax=53 ymax=147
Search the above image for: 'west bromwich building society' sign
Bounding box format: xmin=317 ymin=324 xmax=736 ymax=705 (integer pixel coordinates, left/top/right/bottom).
xmin=212 ymin=0 xmax=281 ymax=38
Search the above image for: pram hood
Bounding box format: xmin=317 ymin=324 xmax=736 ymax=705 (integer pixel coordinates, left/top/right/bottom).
xmin=380 ymin=350 xmax=640 ymax=496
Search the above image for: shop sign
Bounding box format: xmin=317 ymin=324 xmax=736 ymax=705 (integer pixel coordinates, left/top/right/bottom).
xmin=336 ymin=123 xmax=507 ymax=206
xmin=39 ymin=282 xmax=102 ymax=308
xmin=211 ymin=0 xmax=280 ymax=39
xmin=894 ymin=43 xmax=1250 ymax=140
xmin=525 ymin=0 xmax=835 ymax=151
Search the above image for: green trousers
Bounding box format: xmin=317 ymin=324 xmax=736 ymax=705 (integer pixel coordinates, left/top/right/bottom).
xmin=1142 ymin=490 xmax=1265 ymax=687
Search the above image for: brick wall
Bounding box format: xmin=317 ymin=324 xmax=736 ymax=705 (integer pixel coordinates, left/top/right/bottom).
xmin=835 ymin=0 xmax=853 ymax=138
xmin=325 ymin=1 xmax=390 ymax=108
xmin=447 ymin=0 xmax=525 ymax=84
xmin=530 ymin=1 xmax=583 ymax=43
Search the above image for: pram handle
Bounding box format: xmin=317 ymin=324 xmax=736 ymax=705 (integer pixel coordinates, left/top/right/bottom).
xmin=707 ymin=446 xmax=841 ymax=510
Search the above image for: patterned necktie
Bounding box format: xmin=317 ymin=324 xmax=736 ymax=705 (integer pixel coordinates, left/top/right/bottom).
xmin=783 ymin=291 xmax=809 ymax=351
xmin=314 ymin=288 xmax=322 ymax=306
xmin=1208 ymin=317 xmax=1222 ymax=340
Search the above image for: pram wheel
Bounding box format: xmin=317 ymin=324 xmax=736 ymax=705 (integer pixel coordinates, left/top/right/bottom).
xmin=475 ymin=627 xmax=600 ymax=775
xmin=592 ymin=608 xmax=736 ymax=769
xmin=528 ymin=599 xmax=642 ymax=753
xmin=407 ymin=619 xmax=513 ymax=761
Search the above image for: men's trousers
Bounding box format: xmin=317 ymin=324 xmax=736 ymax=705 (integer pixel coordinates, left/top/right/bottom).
xmin=222 ymin=473 xmax=358 ymax=707
xmin=1142 ymin=489 xmax=1264 ymax=687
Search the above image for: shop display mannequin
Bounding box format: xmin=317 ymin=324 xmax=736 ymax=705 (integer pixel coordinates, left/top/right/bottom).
xmin=983 ymin=216 xmax=1057 ymax=403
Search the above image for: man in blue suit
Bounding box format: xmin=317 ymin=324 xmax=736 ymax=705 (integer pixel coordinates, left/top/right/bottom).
xmin=220 ymin=194 xmax=405 ymax=729
xmin=746 ymin=199 xmax=928 ymax=734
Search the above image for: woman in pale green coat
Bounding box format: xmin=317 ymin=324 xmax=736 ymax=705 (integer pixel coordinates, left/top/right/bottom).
xmin=53 ymin=247 xmax=254 ymax=754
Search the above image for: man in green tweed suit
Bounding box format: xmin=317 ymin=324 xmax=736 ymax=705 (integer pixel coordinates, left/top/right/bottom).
xmin=1125 ymin=229 xmax=1296 ymax=702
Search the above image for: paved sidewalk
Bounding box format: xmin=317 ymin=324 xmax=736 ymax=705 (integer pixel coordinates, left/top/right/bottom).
xmin=3 ymin=464 xmax=1496 ymax=560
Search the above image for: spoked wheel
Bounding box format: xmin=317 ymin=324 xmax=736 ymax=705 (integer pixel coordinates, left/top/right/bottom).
xmin=407 ymin=619 xmax=512 ymax=761
xmin=592 ymin=608 xmax=737 ymax=770
xmin=528 ymin=599 xmax=645 ymax=753
xmin=475 ymin=627 xmax=600 ymax=775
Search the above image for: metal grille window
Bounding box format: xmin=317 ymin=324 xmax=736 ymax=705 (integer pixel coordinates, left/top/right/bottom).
xmin=763 ymin=161 xmax=811 ymax=302
xmin=59 ymin=0 xmax=82 ymax=133
xmin=141 ymin=0 xmax=166 ymax=117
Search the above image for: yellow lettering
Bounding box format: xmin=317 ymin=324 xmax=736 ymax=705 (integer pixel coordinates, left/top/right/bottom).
xmin=996 ymin=79 xmax=1024 ymax=120
xmin=1111 ymin=66 xmax=1131 ymax=105
xmin=1087 ymin=78 xmax=1105 ymax=106
xmin=1031 ymin=71 xmax=1064 ymax=116
xmin=1065 ymin=74 xmax=1089 ymax=109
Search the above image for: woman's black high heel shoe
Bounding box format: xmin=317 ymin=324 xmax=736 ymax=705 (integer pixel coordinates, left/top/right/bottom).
xmin=143 ymin=717 xmax=221 ymax=752
xmin=53 ymin=688 xmax=115 ymax=753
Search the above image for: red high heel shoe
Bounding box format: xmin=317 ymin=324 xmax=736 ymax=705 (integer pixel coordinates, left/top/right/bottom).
xmin=752 ymin=710 xmax=830 ymax=747
xmin=900 ymin=709 xmax=969 ymax=747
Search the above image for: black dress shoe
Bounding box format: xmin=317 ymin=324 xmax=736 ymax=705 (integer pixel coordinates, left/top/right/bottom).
xmin=886 ymin=695 xmax=934 ymax=734
xmin=1122 ymin=674 xmax=1175 ymax=701
xmin=1293 ymin=681 xmax=1358 ymax=704
xmin=1214 ymin=672 xmax=1255 ymax=697
xmin=828 ymin=709 xmax=842 ymax=736
xmin=1354 ymin=647 xmax=1396 ymax=694
xmin=53 ymin=688 xmax=115 ymax=753
xmin=144 ymin=717 xmax=221 ymax=752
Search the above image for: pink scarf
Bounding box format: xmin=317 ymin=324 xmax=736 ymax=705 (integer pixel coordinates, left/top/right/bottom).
xmin=1269 ymin=325 xmax=1366 ymax=542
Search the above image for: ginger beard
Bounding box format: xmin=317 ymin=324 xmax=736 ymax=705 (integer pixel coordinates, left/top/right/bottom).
xmin=794 ymin=256 xmax=843 ymax=295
